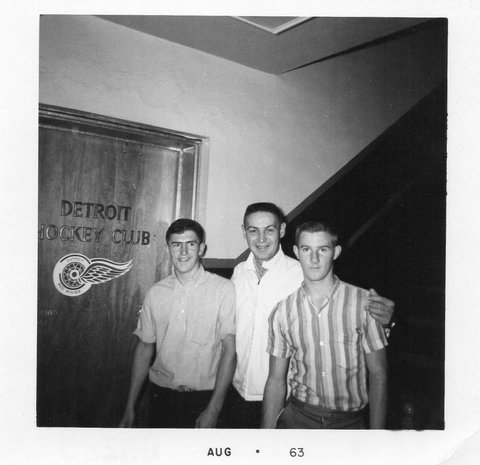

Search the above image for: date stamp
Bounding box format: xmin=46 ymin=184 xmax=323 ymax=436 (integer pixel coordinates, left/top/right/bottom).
xmin=207 ymin=447 xmax=232 ymax=457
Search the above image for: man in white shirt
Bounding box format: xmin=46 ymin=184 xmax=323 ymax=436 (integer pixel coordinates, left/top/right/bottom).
xmin=225 ymin=202 xmax=394 ymax=428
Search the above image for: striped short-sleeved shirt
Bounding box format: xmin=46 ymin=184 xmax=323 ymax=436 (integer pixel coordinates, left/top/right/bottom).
xmin=267 ymin=277 xmax=387 ymax=412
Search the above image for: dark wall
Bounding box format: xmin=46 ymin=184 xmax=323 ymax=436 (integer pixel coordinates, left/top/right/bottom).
xmin=206 ymin=84 xmax=447 ymax=429
xmin=282 ymin=83 xmax=447 ymax=429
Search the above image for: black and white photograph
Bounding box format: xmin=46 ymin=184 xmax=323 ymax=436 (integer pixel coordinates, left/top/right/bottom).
xmin=2 ymin=1 xmax=480 ymax=464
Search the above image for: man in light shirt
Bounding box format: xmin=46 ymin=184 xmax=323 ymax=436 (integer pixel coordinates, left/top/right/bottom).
xmin=119 ymin=219 xmax=236 ymax=428
xmin=226 ymin=202 xmax=394 ymax=428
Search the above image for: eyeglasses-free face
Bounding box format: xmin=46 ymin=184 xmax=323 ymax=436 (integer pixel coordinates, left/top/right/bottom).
xmin=243 ymin=211 xmax=286 ymax=263
xmin=167 ymin=230 xmax=205 ymax=280
xmin=294 ymin=231 xmax=341 ymax=284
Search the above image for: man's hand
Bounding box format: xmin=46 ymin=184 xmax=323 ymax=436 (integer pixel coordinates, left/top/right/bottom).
xmin=367 ymin=289 xmax=395 ymax=326
xmin=118 ymin=408 xmax=135 ymax=428
xmin=195 ymin=406 xmax=220 ymax=428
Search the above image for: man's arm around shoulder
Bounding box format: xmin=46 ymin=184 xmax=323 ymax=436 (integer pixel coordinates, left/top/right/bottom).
xmin=118 ymin=339 xmax=154 ymax=427
xmin=261 ymin=355 xmax=290 ymax=428
xmin=365 ymin=347 xmax=388 ymax=429
xmin=367 ymin=289 xmax=395 ymax=327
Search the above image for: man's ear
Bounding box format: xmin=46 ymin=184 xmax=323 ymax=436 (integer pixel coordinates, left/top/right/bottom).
xmin=293 ymin=245 xmax=299 ymax=260
xmin=279 ymin=222 xmax=286 ymax=239
xmin=241 ymin=224 xmax=247 ymax=239
xmin=333 ymin=245 xmax=342 ymax=260
xmin=199 ymin=243 xmax=206 ymax=257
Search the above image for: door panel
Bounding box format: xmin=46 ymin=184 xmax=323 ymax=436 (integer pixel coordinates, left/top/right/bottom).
xmin=37 ymin=106 xmax=202 ymax=426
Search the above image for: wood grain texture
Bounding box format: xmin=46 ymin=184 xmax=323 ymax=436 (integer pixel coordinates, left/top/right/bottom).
xmin=38 ymin=109 xmax=199 ymax=426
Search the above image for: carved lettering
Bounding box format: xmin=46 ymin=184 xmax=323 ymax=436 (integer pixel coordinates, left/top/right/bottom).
xmin=95 ymin=203 xmax=105 ymax=219
xmin=117 ymin=205 xmax=131 ymax=221
xmin=45 ymin=224 xmax=58 ymax=240
xmin=92 ymin=228 xmax=104 ymax=243
xmin=60 ymin=200 xmax=73 ymax=216
xmin=40 ymin=225 xmax=106 ymax=243
xmin=59 ymin=225 xmax=70 ymax=240
xmin=141 ymin=231 xmax=150 ymax=245
xmin=41 ymin=200 xmax=143 ymax=244
xmin=72 ymin=226 xmax=83 ymax=241
xmin=105 ymin=205 xmax=117 ymax=220
xmin=73 ymin=201 xmax=83 ymax=217
xmin=112 ymin=229 xmax=122 ymax=244
xmin=60 ymin=200 xmax=132 ymax=221
xmin=84 ymin=202 xmax=94 ymax=217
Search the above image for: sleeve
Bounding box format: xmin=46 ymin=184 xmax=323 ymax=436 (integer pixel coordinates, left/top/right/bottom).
xmin=230 ymin=265 xmax=238 ymax=285
xmin=362 ymin=306 xmax=388 ymax=354
xmin=266 ymin=302 xmax=292 ymax=358
xmin=133 ymin=289 xmax=157 ymax=343
xmin=217 ymin=279 xmax=236 ymax=340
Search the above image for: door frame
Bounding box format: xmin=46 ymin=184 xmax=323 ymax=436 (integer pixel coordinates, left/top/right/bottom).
xmin=39 ymin=104 xmax=209 ymax=223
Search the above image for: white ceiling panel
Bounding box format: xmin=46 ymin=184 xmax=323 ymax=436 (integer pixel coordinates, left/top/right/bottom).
xmin=98 ymin=15 xmax=432 ymax=74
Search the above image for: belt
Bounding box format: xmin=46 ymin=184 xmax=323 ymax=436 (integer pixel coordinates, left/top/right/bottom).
xmin=290 ymin=396 xmax=365 ymax=419
xmin=176 ymin=385 xmax=196 ymax=392
xmin=151 ymin=383 xmax=197 ymax=393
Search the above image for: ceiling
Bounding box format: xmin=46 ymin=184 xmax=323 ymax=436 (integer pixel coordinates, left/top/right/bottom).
xmin=99 ymin=15 xmax=430 ymax=75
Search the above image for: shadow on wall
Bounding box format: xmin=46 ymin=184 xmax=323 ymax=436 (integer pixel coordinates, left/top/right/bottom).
xmin=207 ymin=83 xmax=447 ymax=430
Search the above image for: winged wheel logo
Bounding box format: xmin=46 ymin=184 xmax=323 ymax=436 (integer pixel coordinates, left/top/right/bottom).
xmin=53 ymin=253 xmax=133 ymax=296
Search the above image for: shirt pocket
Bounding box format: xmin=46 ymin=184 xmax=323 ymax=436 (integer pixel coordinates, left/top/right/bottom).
xmin=334 ymin=331 xmax=360 ymax=369
xmin=189 ymin=312 xmax=215 ymax=347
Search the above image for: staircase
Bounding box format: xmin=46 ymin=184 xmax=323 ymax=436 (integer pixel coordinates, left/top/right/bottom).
xmin=281 ymin=82 xmax=447 ymax=429
xmin=206 ymin=83 xmax=447 ymax=429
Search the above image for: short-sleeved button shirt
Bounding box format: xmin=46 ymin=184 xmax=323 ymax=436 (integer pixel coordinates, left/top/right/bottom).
xmin=134 ymin=265 xmax=236 ymax=391
xmin=232 ymin=248 xmax=303 ymax=400
xmin=267 ymin=277 xmax=387 ymax=411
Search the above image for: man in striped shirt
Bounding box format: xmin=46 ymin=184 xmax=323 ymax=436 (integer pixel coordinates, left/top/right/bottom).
xmin=261 ymin=220 xmax=388 ymax=429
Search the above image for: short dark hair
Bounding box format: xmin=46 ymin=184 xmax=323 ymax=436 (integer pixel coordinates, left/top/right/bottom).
xmin=294 ymin=220 xmax=339 ymax=246
xmin=243 ymin=202 xmax=286 ymax=226
xmin=166 ymin=218 xmax=205 ymax=244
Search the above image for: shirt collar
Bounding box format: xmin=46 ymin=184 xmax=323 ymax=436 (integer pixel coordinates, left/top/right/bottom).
xmin=300 ymin=275 xmax=341 ymax=301
xmin=171 ymin=263 xmax=206 ymax=286
xmin=245 ymin=246 xmax=285 ymax=271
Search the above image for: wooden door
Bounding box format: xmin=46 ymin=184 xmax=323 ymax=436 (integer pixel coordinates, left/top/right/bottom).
xmin=37 ymin=105 xmax=203 ymax=426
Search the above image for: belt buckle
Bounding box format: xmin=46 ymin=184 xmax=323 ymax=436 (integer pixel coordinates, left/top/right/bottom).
xmin=177 ymin=385 xmax=194 ymax=392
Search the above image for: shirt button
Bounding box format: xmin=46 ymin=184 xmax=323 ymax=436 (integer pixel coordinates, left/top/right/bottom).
xmin=321 ymin=371 xmax=326 ymax=377
xmin=319 ymin=341 xmax=324 ymax=346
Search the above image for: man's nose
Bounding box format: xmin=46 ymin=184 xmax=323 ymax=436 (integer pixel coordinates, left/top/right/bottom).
xmin=258 ymin=231 xmax=266 ymax=242
xmin=180 ymin=243 xmax=188 ymax=254
xmin=311 ymin=252 xmax=320 ymax=263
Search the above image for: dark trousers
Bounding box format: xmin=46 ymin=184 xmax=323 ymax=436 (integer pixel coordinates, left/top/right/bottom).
xmin=149 ymin=383 xmax=213 ymax=428
xmin=221 ymin=386 xmax=263 ymax=428
xmin=276 ymin=396 xmax=366 ymax=429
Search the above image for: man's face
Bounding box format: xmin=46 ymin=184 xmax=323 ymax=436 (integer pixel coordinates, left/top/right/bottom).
xmin=167 ymin=230 xmax=205 ymax=279
xmin=294 ymin=231 xmax=341 ymax=283
xmin=242 ymin=211 xmax=286 ymax=262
